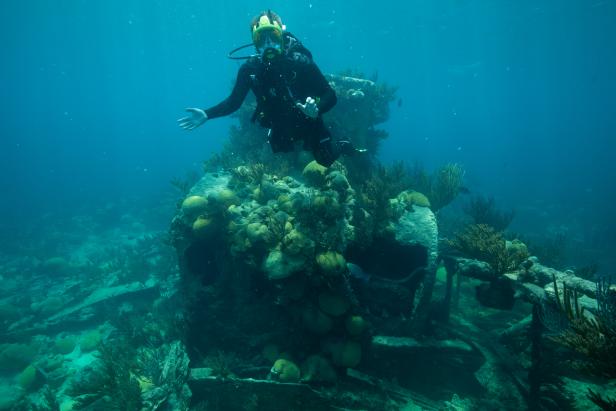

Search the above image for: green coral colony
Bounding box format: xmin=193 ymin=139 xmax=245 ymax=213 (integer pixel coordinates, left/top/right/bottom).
xmin=177 ymin=159 xmax=370 ymax=373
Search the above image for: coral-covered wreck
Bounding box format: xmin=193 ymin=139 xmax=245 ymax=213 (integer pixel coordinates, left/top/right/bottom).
xmin=168 ymin=73 xmax=616 ymax=410
xmin=170 ymin=74 xmax=446 ymax=409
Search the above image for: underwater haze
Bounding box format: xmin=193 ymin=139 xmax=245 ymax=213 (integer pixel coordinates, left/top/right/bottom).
xmin=1 ymin=1 xmax=616 ymax=409
xmin=2 ymin=0 xmax=615 ymax=268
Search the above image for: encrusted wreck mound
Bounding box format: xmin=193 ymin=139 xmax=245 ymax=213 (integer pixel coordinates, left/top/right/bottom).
xmin=170 ymin=162 xmax=440 ymax=383
xmin=167 ymin=73 xmax=508 ymax=409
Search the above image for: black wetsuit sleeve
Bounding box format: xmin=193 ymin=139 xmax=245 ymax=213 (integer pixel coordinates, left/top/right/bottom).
xmin=204 ymin=64 xmax=252 ymax=119
xmin=305 ymin=62 xmax=337 ymax=114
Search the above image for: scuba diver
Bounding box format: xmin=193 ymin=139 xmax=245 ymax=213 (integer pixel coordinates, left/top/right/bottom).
xmin=178 ymin=10 xmax=365 ymax=167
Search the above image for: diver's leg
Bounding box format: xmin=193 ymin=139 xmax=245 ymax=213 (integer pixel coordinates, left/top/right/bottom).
xmin=313 ymin=134 xmax=338 ymax=167
xmin=312 ymin=136 xmax=367 ymax=167
xmin=312 ymin=133 xmax=366 ymax=167
xmin=268 ymin=127 xmax=294 ymax=153
xmin=306 ymin=120 xmax=366 ymax=167
xmin=335 ymin=139 xmax=367 ymax=156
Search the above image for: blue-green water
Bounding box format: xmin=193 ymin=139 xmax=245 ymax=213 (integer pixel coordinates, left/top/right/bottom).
xmin=1 ymin=2 xmax=615 ymax=409
xmin=2 ymin=0 xmax=614 ymax=268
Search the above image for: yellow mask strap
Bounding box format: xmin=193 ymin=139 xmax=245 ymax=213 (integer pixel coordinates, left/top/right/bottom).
xmin=253 ymin=15 xmax=282 ymax=35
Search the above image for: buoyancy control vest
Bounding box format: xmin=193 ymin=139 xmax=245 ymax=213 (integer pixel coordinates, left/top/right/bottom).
xmin=250 ymin=32 xmax=314 ymax=126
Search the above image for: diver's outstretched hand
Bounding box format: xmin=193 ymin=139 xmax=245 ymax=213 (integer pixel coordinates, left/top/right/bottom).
xmin=178 ymin=108 xmax=208 ymax=130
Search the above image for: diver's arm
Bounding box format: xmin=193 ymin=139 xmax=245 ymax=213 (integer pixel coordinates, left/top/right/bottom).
xmin=306 ymin=62 xmax=337 ymax=114
xmin=204 ymin=64 xmax=252 ymax=119
xmin=316 ymin=84 xmax=337 ymax=114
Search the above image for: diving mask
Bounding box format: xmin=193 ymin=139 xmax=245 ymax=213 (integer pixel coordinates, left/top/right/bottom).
xmin=252 ymin=15 xmax=284 ymax=59
xmin=255 ymin=29 xmax=283 ymax=59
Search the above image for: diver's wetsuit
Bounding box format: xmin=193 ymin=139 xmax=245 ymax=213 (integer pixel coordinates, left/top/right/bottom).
xmin=204 ymin=44 xmax=340 ymax=167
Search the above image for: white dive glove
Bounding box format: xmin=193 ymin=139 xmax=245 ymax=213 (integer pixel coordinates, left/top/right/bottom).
xmin=178 ymin=108 xmax=208 ymax=130
xmin=296 ymin=97 xmax=319 ymax=119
